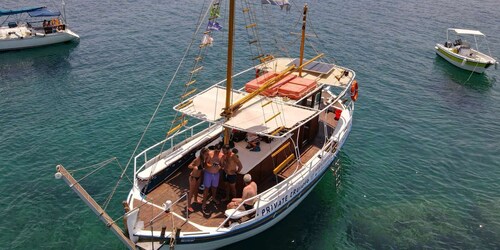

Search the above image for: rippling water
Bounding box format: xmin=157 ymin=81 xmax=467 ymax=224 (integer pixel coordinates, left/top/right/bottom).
xmin=1 ymin=0 xmax=499 ymax=249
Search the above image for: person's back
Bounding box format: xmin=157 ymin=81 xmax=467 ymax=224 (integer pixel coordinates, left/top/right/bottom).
xmin=227 ymin=174 xmax=258 ymax=210
xmin=242 ymin=181 xmax=257 ymax=206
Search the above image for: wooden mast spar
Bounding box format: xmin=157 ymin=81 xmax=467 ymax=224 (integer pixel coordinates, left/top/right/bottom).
xmin=299 ymin=4 xmax=308 ymax=77
xmin=221 ymin=3 xmax=322 ymax=122
xmin=55 ymin=165 xmax=137 ymax=250
xmin=223 ymin=0 xmax=236 ymax=145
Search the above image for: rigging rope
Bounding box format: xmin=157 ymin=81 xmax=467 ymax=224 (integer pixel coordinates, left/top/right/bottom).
xmin=100 ymin=0 xmax=214 ymax=208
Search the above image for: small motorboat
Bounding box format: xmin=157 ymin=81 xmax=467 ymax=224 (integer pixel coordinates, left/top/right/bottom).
xmin=435 ymin=28 xmax=497 ymax=73
xmin=0 ymin=6 xmax=79 ymax=51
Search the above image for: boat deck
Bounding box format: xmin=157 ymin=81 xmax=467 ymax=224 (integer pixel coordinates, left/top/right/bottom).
xmin=133 ymin=115 xmax=336 ymax=234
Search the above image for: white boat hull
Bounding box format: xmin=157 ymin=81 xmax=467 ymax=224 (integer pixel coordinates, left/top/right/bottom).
xmin=0 ymin=29 xmax=79 ymax=51
xmin=435 ymin=44 xmax=496 ymax=73
xmin=166 ymin=176 xmax=323 ymax=250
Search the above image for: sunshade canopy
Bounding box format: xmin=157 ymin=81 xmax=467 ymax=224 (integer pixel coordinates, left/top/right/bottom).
xmin=0 ymin=6 xmax=44 ymax=16
xmin=28 ymin=7 xmax=60 ymax=17
xmin=448 ymin=28 xmax=484 ymax=36
xmin=174 ymin=86 xmax=318 ymax=137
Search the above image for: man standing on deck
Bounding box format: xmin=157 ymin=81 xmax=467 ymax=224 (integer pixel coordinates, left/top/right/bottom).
xmin=221 ymin=144 xmax=243 ymax=201
xmin=201 ymin=145 xmax=222 ymax=211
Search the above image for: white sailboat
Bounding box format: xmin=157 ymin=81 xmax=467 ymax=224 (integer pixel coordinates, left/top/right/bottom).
xmin=0 ymin=5 xmax=79 ymax=51
xmin=56 ymin=1 xmax=359 ymax=249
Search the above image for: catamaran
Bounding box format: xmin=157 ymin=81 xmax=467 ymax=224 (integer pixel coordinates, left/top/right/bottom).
xmin=55 ymin=1 xmax=359 ymax=249
xmin=435 ymin=28 xmax=497 ymax=73
xmin=0 ymin=5 xmax=79 ymax=51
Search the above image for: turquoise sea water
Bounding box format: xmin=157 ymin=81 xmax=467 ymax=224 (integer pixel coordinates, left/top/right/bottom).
xmin=1 ymin=0 xmax=499 ymax=249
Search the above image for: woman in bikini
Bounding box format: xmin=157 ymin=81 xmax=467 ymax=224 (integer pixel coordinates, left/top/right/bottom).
xmin=187 ymin=147 xmax=208 ymax=212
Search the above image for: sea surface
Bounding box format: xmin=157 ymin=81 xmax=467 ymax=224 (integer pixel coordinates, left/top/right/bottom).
xmin=1 ymin=0 xmax=499 ymax=249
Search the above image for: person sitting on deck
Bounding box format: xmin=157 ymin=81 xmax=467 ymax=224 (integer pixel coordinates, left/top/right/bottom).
xmin=221 ymin=144 xmax=243 ymax=201
xmin=201 ymin=145 xmax=222 ymax=211
xmin=227 ymin=174 xmax=257 ymax=210
xmin=187 ymin=148 xmax=208 ymax=212
xmin=245 ymin=132 xmax=260 ymax=152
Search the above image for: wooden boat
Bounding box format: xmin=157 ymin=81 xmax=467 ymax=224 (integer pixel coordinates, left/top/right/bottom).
xmin=435 ymin=28 xmax=497 ymax=73
xmin=56 ymin=1 xmax=359 ymax=249
xmin=0 ymin=6 xmax=79 ymax=51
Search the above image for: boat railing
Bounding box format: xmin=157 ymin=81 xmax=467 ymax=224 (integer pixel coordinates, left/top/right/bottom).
xmin=218 ymin=101 xmax=354 ymax=229
xmin=133 ymin=121 xmax=212 ymax=185
xmin=216 ymin=156 xmax=320 ymax=231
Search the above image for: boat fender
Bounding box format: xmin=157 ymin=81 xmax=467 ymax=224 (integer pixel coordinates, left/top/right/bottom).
xmin=334 ymin=108 xmax=342 ymax=121
xmin=461 ymin=58 xmax=467 ymax=66
xmin=350 ymin=80 xmax=359 ymax=102
xmin=495 ymin=62 xmax=498 ymax=70
xmin=255 ymin=68 xmax=260 ymax=78
xmin=54 ymin=172 xmax=62 ymax=179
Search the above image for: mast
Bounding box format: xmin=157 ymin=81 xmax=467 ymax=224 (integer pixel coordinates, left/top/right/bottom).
xmin=62 ymin=0 xmax=67 ymax=23
xmin=223 ymin=0 xmax=236 ymax=145
xmin=298 ymin=4 xmax=308 ymax=77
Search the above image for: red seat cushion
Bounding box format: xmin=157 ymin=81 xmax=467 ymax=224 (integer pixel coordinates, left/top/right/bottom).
xmin=278 ymin=77 xmax=317 ymax=99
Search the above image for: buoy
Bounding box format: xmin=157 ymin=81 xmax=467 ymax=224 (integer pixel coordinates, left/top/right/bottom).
xmin=350 ymin=80 xmax=359 ymax=102
xmin=54 ymin=172 xmax=62 ymax=179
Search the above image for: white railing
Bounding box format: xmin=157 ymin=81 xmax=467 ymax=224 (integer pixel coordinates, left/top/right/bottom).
xmin=216 ymin=100 xmax=354 ymax=231
xmin=133 ymin=121 xmax=213 ymax=186
xmin=216 ymin=147 xmax=324 ymax=231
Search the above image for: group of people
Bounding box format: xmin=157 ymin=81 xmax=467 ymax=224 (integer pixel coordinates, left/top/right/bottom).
xmin=42 ymin=19 xmax=60 ymax=28
xmin=187 ymin=144 xmax=257 ymax=213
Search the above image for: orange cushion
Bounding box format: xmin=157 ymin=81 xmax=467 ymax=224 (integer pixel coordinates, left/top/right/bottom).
xmin=278 ymin=77 xmax=317 ymax=100
xmin=245 ymin=73 xmax=297 ymax=97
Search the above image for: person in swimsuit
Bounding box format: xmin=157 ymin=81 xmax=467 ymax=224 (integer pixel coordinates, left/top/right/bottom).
xmin=221 ymin=144 xmax=242 ymax=201
xmin=187 ymin=148 xmax=208 ymax=212
xmin=201 ymin=145 xmax=222 ymax=211
xmin=227 ymin=174 xmax=257 ymax=210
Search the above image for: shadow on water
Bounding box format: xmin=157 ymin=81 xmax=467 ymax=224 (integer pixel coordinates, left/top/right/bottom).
xmin=0 ymin=42 xmax=78 ymax=80
xmin=432 ymin=56 xmax=496 ymax=92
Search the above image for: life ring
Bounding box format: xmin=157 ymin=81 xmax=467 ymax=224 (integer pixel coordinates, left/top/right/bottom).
xmin=350 ymin=80 xmax=359 ymax=101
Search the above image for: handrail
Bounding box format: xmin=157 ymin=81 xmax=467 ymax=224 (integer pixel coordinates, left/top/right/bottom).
xmin=215 ymin=100 xmax=354 ymax=230
xmin=133 ymin=121 xmax=211 ymax=187
xmin=216 ymin=156 xmax=317 ymax=231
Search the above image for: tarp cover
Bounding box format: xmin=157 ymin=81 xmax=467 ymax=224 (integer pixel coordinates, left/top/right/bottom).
xmin=0 ymin=6 xmax=44 ymax=16
xmin=28 ymin=7 xmax=61 ymax=17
